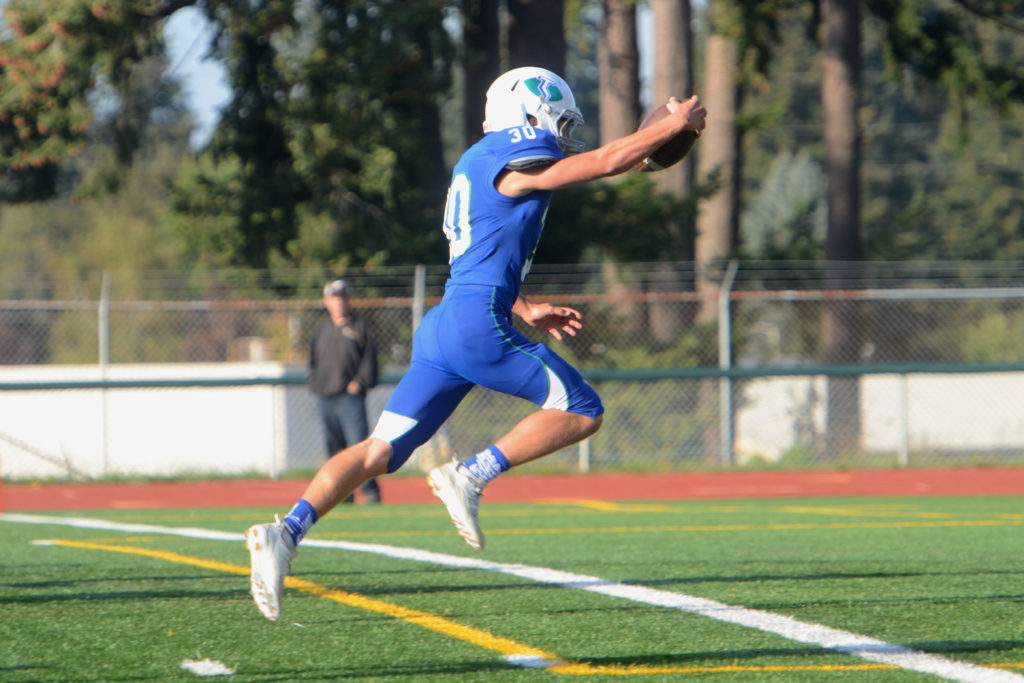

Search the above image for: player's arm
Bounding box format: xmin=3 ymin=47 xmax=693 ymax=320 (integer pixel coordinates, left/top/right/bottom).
xmin=512 ymin=294 xmax=583 ymax=342
xmin=496 ymin=95 xmax=706 ymax=197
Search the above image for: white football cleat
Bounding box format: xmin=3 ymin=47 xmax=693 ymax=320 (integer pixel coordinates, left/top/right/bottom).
xmin=245 ymin=515 xmax=297 ymax=621
xmin=428 ymin=460 xmax=485 ymax=550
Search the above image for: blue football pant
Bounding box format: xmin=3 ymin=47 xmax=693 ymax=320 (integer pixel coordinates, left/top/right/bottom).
xmin=370 ymin=288 xmax=603 ymax=472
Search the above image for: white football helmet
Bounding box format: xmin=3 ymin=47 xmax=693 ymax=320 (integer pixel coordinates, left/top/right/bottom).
xmin=483 ymin=67 xmax=585 ymax=154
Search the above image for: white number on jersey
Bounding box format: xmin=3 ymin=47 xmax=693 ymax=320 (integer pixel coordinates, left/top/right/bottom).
xmin=442 ymin=173 xmax=472 ymax=262
xmin=507 ymin=126 xmax=537 ymax=144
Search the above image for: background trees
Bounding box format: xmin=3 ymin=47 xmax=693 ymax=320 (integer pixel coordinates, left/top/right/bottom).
xmin=1 ymin=0 xmax=1022 ymax=459
xmin=0 ymin=0 xmax=1021 ymax=277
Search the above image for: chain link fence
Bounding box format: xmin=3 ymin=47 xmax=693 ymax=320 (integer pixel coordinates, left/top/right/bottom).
xmin=3 ymin=261 xmax=1024 ymax=480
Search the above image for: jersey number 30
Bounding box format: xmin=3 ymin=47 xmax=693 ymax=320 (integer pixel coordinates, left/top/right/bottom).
xmin=442 ymin=173 xmax=472 ymax=262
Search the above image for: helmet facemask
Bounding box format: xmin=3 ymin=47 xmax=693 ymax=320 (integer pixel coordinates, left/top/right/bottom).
xmin=541 ymin=107 xmax=584 ymax=155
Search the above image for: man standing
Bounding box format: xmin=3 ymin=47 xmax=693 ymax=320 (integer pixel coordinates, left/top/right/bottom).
xmin=247 ymin=66 xmax=706 ymax=621
xmin=308 ymin=279 xmax=381 ymax=504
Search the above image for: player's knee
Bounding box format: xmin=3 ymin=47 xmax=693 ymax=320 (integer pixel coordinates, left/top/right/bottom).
xmin=580 ymin=412 xmax=602 ymax=439
xmin=362 ymin=438 xmax=393 ymax=475
xmin=561 ymin=410 xmax=601 ymax=442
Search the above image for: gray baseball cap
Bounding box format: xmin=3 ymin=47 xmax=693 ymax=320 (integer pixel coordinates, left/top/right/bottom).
xmin=323 ymin=279 xmax=350 ymax=297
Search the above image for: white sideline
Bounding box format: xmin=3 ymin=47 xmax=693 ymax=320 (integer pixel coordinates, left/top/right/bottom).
xmin=5 ymin=512 xmax=1022 ymax=683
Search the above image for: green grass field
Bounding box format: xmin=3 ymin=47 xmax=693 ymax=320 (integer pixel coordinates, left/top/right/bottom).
xmin=2 ymin=495 xmax=1023 ymax=681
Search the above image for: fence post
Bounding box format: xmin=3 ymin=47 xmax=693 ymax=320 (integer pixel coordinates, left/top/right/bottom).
xmin=898 ymin=373 xmax=909 ymax=467
xmin=719 ymin=260 xmax=739 ymax=467
xmin=413 ymin=264 xmax=426 ymax=332
xmin=578 ymin=438 xmax=591 ymax=473
xmin=271 ymin=383 xmax=286 ymax=479
xmin=99 ymin=271 xmax=110 ymax=476
xmin=99 ymin=272 xmax=110 ymax=368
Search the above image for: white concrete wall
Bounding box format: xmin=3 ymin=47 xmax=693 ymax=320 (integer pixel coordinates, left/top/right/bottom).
xmin=735 ymin=372 xmax=1024 ymax=462
xmin=5 ymin=365 xmax=1024 ymax=478
xmin=0 ymin=364 xmax=319 ymax=479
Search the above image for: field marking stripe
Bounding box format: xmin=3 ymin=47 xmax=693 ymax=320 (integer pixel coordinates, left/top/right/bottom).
xmin=35 ymin=538 xmax=568 ymax=669
xmin=6 ymin=513 xmax=1023 ymax=682
xmin=0 ymin=538 xmax=937 ymax=677
xmin=480 ymin=519 xmax=1024 ymax=532
xmin=323 ymin=540 xmax=1024 ymax=683
xmin=319 ymin=518 xmax=1024 ymax=539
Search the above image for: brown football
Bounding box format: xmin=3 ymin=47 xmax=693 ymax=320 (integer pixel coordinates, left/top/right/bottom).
xmin=634 ymin=103 xmax=699 ymax=172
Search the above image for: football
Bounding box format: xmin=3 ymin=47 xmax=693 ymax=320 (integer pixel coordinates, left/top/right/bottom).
xmin=634 ymin=103 xmax=699 ymax=172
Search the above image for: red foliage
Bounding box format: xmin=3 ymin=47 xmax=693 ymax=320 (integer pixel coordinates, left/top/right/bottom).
xmin=51 ymin=21 xmax=72 ymax=41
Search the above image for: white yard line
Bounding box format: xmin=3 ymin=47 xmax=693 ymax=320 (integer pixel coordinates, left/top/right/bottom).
xmin=5 ymin=512 xmax=1022 ymax=683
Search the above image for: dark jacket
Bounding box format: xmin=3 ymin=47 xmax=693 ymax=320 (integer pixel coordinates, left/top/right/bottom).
xmin=307 ymin=313 xmax=378 ymax=397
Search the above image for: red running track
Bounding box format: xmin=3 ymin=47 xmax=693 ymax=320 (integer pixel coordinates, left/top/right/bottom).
xmin=2 ymin=467 xmax=1023 ymax=512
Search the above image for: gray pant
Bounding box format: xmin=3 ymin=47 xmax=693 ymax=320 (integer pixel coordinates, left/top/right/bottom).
xmin=316 ymin=392 xmax=380 ymax=499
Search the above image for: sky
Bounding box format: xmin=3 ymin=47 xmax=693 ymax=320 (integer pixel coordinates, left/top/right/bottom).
xmin=162 ymin=7 xmax=231 ymax=149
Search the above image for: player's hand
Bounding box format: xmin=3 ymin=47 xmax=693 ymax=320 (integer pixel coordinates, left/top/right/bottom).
xmin=667 ymin=95 xmax=706 ymax=135
xmin=519 ymin=301 xmax=583 ymax=342
xmin=346 ymin=380 xmax=361 ymax=394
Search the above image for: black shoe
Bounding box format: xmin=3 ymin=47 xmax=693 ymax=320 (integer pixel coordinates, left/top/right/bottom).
xmin=360 ymin=478 xmax=382 ymax=504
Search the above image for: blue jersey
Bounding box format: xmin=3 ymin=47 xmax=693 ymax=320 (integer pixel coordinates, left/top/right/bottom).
xmin=368 ymin=125 xmax=602 ymax=472
xmin=441 ymin=126 xmax=563 ymax=309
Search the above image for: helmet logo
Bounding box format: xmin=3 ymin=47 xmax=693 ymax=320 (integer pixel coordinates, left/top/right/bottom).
xmin=524 ymin=77 xmax=563 ymax=102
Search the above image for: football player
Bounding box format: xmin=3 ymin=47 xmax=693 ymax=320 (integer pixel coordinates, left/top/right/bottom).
xmin=246 ymin=66 xmax=707 ymax=621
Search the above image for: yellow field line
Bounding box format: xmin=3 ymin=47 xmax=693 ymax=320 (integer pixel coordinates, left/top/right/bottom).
xmin=537 ymin=499 xmax=682 ymax=512
xmin=138 ymin=507 xmax=675 ymax=523
xmin=139 ymin=501 xmax=992 ymax=525
xmin=315 ymin=517 xmax=1024 ymax=539
xmin=42 ymin=539 xmax=566 ymax=667
xmin=541 ymin=499 xmax=965 ymax=519
xmin=39 ymin=538 xmax=1024 ymax=677
xmin=775 ymin=505 xmax=954 ymax=519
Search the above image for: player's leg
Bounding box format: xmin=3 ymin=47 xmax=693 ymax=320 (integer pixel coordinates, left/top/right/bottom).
xmin=494 ymin=408 xmax=602 ymax=467
xmin=297 ymin=436 xmax=391 ymax=515
xmin=295 ymin=364 xmax=470 ymax=540
xmin=426 ymin=296 xmax=604 ymax=549
xmin=246 ymin=436 xmax=390 ymax=621
xmin=456 ymin=312 xmax=603 ymax=474
xmin=247 ymin=360 xmax=470 ymax=620
xmin=427 ymin=349 xmax=602 ymax=550
xmin=297 ymin=358 xmax=473 ymax=514
xmin=264 ymin=362 xmax=468 ymax=533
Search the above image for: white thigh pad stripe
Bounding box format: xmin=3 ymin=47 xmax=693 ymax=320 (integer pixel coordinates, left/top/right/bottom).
xmin=370 ymin=410 xmax=419 ymax=443
xmin=541 ymin=365 xmax=569 ymax=411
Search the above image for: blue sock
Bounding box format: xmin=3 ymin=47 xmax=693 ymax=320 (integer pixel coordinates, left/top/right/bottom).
xmin=282 ymin=499 xmax=318 ymax=545
xmin=463 ymin=445 xmax=510 ymax=484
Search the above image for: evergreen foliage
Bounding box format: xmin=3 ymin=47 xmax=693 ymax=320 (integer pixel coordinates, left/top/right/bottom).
xmin=0 ymin=0 xmax=1021 ymax=275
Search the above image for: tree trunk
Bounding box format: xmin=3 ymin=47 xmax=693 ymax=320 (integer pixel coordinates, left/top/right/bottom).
xmin=821 ymin=0 xmax=863 ymax=459
xmin=508 ymin=0 xmax=565 ymax=76
xmin=414 ymin=23 xmax=449 ymax=206
xmin=648 ymin=0 xmax=696 ymax=343
xmin=462 ymin=0 xmax=501 ymax=149
xmin=694 ymin=11 xmax=742 ymax=464
xmin=598 ymin=0 xmax=640 ymax=144
xmin=650 ymin=0 xmax=695 ymax=207
xmin=695 ymin=31 xmax=741 ymax=324
xmin=597 ymin=0 xmax=642 ymax=346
